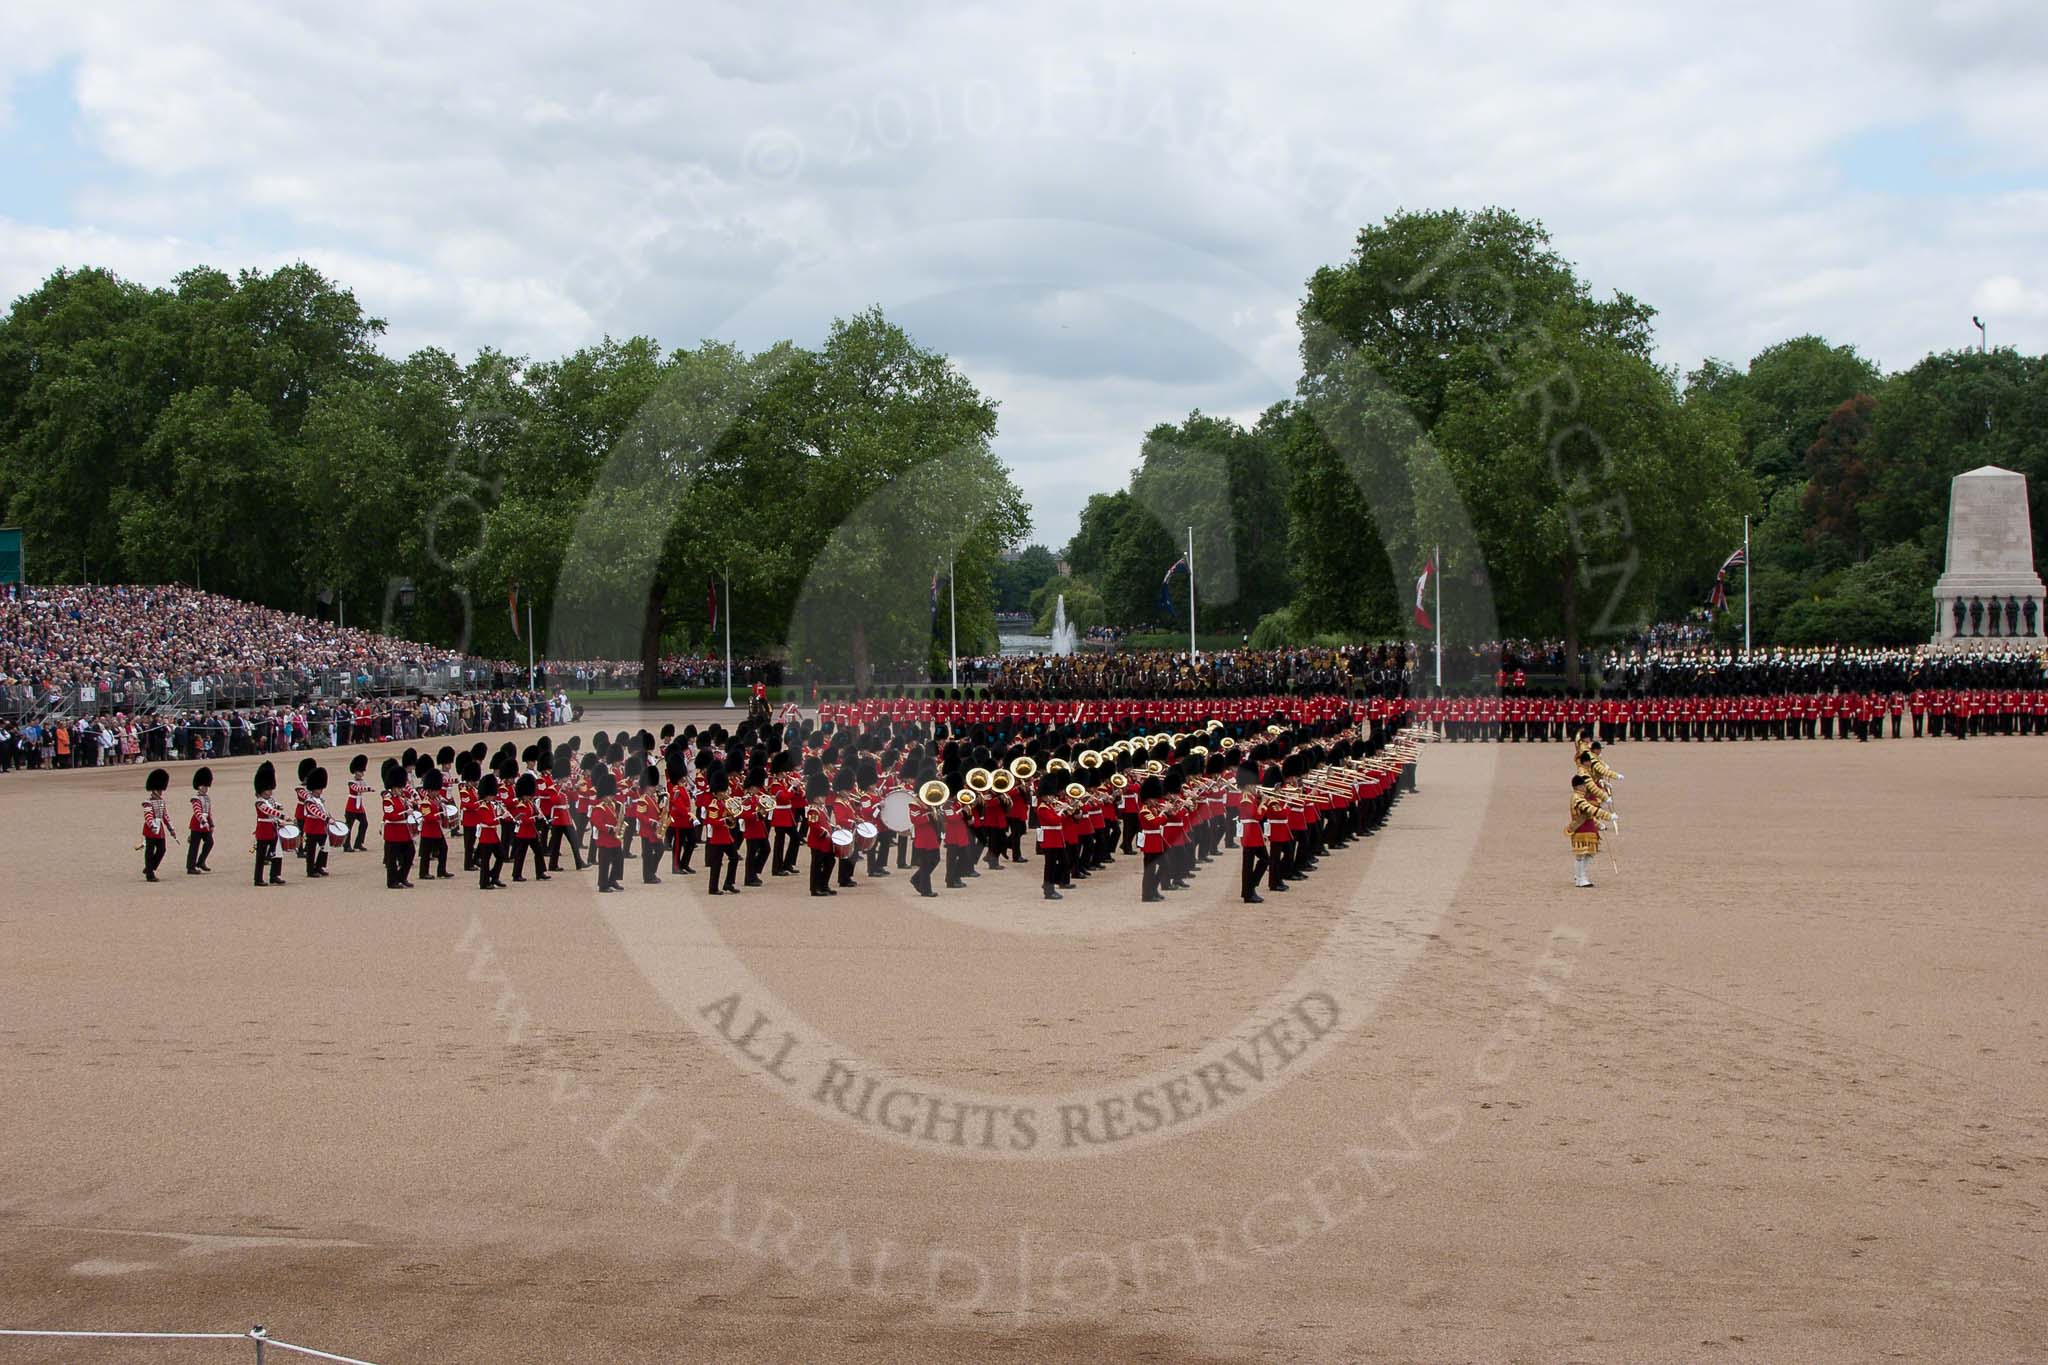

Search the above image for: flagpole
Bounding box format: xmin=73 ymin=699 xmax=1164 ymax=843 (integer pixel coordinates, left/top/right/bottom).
xmin=722 ymin=568 xmax=734 ymax=709
xmin=948 ymin=555 xmax=958 ymax=690
xmin=526 ymin=602 xmax=534 ymax=689
xmin=1433 ymin=544 xmax=1441 ymax=691
xmin=1742 ymin=515 xmax=1751 ymax=655
xmin=1187 ymin=525 xmax=1197 ymax=658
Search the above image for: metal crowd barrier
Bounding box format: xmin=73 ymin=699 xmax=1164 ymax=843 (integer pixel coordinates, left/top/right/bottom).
xmin=0 ymin=1325 xmax=379 ymax=1363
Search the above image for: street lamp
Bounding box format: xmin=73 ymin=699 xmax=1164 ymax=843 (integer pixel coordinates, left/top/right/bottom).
xmin=1973 ymin=315 xmax=1987 ymax=353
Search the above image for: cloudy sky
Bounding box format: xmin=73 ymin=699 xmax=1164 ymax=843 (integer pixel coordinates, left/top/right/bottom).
xmin=2 ymin=2 xmax=2044 ymax=547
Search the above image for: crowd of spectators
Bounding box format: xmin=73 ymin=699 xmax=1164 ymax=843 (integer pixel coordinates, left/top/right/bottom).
xmin=956 ymin=644 xmax=1416 ymax=698
xmin=0 ymin=583 xmax=499 ymax=712
xmin=0 ymin=688 xmax=578 ymax=771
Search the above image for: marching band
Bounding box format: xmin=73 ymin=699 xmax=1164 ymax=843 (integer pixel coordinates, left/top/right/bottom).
xmin=131 ymin=698 xmax=1424 ymax=906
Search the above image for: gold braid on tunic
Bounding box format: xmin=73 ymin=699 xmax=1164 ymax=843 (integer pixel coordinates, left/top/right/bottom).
xmin=1566 ymin=793 xmax=1610 ymax=856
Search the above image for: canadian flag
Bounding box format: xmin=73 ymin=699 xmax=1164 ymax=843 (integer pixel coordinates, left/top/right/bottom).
xmin=1413 ymin=553 xmax=1435 ymax=631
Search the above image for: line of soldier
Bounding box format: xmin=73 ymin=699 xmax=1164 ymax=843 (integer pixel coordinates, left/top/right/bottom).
xmin=1422 ymin=687 xmax=2048 ymax=743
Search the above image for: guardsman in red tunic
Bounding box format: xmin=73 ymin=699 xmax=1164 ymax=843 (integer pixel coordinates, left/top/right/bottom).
xmin=140 ymin=767 xmax=173 ymax=882
xmin=634 ymin=766 xmax=665 ymax=886
xmin=590 ymin=768 xmax=624 ymax=892
xmin=1235 ymin=764 xmax=1266 ymax=904
xmin=186 ymin=766 xmax=215 ymax=875
xmin=549 ymin=750 xmax=584 ymax=872
xmin=803 ymin=773 xmax=838 ymax=898
xmin=738 ymin=776 xmax=771 ymax=887
xmin=252 ymin=761 xmax=285 ymax=887
xmin=416 ymin=768 xmax=451 ymax=879
xmin=704 ymin=769 xmax=741 ymax=895
xmin=1034 ymin=783 xmax=1066 ymax=901
xmin=769 ymin=755 xmax=800 ymax=875
xmin=908 ymin=780 xmax=943 ymax=898
xmin=380 ymin=758 xmax=416 ymax=890
xmin=300 ymin=766 xmax=333 ymax=879
xmin=344 ymin=754 xmax=370 ymax=852
xmin=473 ymin=772 xmax=507 ymax=890
xmin=1136 ymin=776 xmax=1167 ymax=903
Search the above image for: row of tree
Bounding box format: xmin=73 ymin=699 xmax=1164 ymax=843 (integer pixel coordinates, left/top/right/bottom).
xmin=6 ymin=214 xmax=2042 ymax=687
xmin=0 ymin=267 xmax=1026 ymax=693
xmin=1045 ymin=209 xmax=2048 ymax=669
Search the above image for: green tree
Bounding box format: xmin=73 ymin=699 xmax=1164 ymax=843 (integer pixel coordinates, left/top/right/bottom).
xmin=1128 ymin=411 xmax=1291 ymax=631
xmin=994 ymin=544 xmax=1059 ymax=613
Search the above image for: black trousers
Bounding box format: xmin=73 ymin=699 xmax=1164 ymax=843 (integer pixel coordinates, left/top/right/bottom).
xmin=1241 ymin=845 xmax=1268 ymax=900
xmin=746 ymin=837 xmax=770 ymax=883
xmin=302 ymin=832 xmax=328 ymax=877
xmin=1142 ymin=851 xmax=1163 ymax=900
xmin=346 ymin=810 xmax=368 ymax=851
xmin=809 ymin=845 xmax=834 ymax=895
xmin=143 ymin=837 xmax=166 ymax=879
xmin=477 ymin=843 xmax=504 ymax=888
xmin=1042 ymin=846 xmax=1065 ymax=889
xmin=640 ymin=840 xmax=663 ymax=883
xmin=945 ymin=843 xmax=969 ymax=887
xmin=420 ymin=836 xmax=449 ymax=878
xmin=255 ymin=838 xmax=281 ymax=885
xmin=910 ymin=846 xmax=940 ymax=895
xmin=186 ymin=831 xmax=213 ymax=873
xmin=1269 ymin=841 xmax=1291 ymax=890
xmin=384 ymin=839 xmax=414 ymax=887
xmin=706 ymin=843 xmax=738 ymax=892
xmin=836 ymin=852 xmax=856 ymax=887
xmin=772 ymin=826 xmax=798 ymax=874
xmin=551 ymin=824 xmax=583 ymax=870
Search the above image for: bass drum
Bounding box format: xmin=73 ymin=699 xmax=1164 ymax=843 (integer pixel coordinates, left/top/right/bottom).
xmin=879 ymin=788 xmax=914 ymax=834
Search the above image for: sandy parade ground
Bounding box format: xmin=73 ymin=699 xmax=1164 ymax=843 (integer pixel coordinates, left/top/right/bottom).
xmin=2 ymin=711 xmax=2045 ymax=1363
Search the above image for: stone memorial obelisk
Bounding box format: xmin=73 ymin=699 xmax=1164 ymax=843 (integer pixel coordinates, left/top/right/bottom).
xmin=1931 ymin=465 xmax=2045 ymax=644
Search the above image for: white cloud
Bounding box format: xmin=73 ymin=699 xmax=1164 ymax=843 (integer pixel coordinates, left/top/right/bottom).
xmin=1 ymin=0 xmax=2044 ymax=545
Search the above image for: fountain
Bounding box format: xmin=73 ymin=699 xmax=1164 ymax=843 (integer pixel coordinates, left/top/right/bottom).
xmin=1050 ymin=594 xmax=1078 ymax=656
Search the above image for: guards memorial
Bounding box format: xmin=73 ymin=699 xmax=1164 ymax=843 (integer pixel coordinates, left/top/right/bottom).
xmin=1931 ymin=465 xmax=2045 ymax=643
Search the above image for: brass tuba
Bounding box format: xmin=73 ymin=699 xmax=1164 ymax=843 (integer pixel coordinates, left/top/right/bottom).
xmin=917 ymin=778 xmax=951 ymax=808
xmin=965 ymin=766 xmax=994 ymax=792
xmin=1008 ymin=755 xmax=1038 ymax=781
xmin=989 ymin=767 xmax=1016 ymax=794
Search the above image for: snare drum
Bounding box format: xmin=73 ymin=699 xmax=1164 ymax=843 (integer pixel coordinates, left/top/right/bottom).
xmin=829 ymin=827 xmax=856 ymax=853
xmin=327 ymin=819 xmax=348 ymax=840
xmin=278 ymin=823 xmax=302 ymax=852
xmin=854 ymin=819 xmax=879 ymax=850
